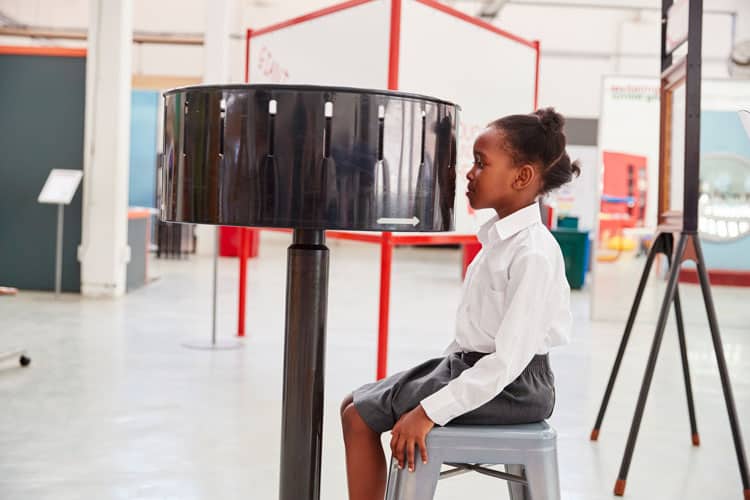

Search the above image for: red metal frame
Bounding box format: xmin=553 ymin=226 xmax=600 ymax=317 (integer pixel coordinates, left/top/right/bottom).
xmin=388 ymin=0 xmax=402 ymax=91
xmin=326 ymin=230 xmax=382 ymax=244
xmin=390 ymin=233 xmax=477 ymax=245
xmin=533 ymin=40 xmax=541 ymax=109
xmin=413 ymin=0 xmax=536 ymax=49
xmin=378 ymin=232 xmax=394 ymax=379
xmin=407 ymin=1 xmax=541 ymax=113
xmin=244 ymin=31 xmax=251 ymax=83
xmin=375 ymin=0 xmax=403 ymax=379
xmin=251 ymin=0 xmax=377 ymax=38
xmin=240 ymin=0 xmax=537 ymax=379
xmin=255 ymin=228 xmax=476 ymax=246
xmin=244 ymin=0 xmax=379 ymax=84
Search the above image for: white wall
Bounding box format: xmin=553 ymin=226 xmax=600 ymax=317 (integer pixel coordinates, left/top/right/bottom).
xmin=1 ymin=0 xmax=748 ymax=117
xmin=0 ymin=0 xmax=338 ymax=81
xmin=475 ymin=0 xmax=743 ymax=118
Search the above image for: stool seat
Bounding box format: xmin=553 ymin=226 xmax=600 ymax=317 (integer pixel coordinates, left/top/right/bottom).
xmin=428 ymin=421 xmax=556 ymax=443
xmin=385 ymin=422 xmax=560 ymax=500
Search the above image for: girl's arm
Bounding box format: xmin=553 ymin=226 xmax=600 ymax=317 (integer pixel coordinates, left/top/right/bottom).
xmin=443 ymin=340 xmax=461 ymax=355
xmin=420 ymin=251 xmax=569 ymax=426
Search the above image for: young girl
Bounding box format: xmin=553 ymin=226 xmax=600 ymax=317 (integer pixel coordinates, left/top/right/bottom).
xmin=340 ymin=107 xmax=580 ymax=500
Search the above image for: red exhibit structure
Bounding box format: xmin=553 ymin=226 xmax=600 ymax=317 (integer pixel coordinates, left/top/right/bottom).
xmin=599 ymin=151 xmax=648 ymax=242
xmin=236 ymin=0 xmax=540 ymax=380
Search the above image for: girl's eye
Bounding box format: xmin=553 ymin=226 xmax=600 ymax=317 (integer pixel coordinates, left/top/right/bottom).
xmin=473 ymin=159 xmax=484 ymax=168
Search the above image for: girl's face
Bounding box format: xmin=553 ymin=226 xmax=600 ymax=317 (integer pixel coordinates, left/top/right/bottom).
xmin=466 ymin=128 xmax=519 ymax=211
xmin=466 ymin=127 xmax=541 ymax=214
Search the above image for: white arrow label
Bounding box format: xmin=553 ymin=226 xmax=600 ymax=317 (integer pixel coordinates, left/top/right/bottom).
xmin=377 ymin=217 xmax=420 ymax=226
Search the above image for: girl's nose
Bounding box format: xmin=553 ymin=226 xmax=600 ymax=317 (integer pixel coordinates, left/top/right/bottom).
xmin=466 ymin=168 xmax=474 ymax=182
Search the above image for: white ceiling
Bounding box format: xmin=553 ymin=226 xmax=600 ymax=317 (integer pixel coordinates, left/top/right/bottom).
xmin=0 ymin=0 xmax=743 ymax=33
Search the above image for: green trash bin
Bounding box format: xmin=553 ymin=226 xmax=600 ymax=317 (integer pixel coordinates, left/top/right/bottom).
xmin=557 ymin=216 xmax=579 ymax=229
xmin=551 ymin=229 xmax=590 ymax=289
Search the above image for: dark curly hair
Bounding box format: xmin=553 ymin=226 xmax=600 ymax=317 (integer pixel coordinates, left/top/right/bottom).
xmin=488 ymin=107 xmax=581 ymax=194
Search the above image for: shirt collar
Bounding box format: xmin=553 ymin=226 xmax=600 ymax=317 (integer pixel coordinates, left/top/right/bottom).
xmin=477 ymin=202 xmax=542 ymax=245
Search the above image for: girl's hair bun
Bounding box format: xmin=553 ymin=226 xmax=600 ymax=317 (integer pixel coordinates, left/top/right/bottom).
xmin=535 ymin=107 xmax=565 ymax=135
xmin=488 ymin=106 xmax=580 ymax=194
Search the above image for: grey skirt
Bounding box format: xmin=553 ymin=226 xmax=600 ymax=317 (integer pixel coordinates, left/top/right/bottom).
xmin=353 ymin=352 xmax=555 ymax=433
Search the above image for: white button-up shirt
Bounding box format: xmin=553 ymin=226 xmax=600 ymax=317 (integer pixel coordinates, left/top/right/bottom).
xmin=420 ymin=202 xmax=572 ymax=426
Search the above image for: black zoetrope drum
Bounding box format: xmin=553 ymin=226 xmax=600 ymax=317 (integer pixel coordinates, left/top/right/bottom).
xmin=161 ymin=84 xmax=459 ymax=231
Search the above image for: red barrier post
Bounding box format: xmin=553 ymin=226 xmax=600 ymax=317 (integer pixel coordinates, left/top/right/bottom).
xmin=462 ymin=239 xmax=481 ymax=279
xmin=376 ymin=232 xmax=394 ymax=379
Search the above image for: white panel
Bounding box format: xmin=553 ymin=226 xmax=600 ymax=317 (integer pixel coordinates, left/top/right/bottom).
xmin=599 ymin=76 xmax=661 ymax=229
xmin=500 ymin=3 xmax=625 ymax=55
xmin=247 ymin=0 xmax=390 ymax=87
xmin=539 ymin=56 xmax=614 ymax=118
xmin=242 ymin=0 xmax=348 ymax=30
xmin=552 ymin=145 xmax=600 ymax=232
xmin=399 ymin=0 xmax=536 ymax=234
xmin=670 ymin=83 xmax=686 ymax=213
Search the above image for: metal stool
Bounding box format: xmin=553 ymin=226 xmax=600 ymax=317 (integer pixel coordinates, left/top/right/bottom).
xmin=385 ymin=422 xmax=560 ymax=500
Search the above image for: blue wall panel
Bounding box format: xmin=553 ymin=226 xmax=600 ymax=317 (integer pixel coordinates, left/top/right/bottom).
xmin=129 ymin=90 xmax=159 ymax=208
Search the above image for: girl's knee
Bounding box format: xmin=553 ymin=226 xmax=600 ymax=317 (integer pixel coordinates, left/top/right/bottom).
xmin=341 ymin=402 xmax=370 ymax=435
xmin=340 ymin=393 xmax=354 ymax=418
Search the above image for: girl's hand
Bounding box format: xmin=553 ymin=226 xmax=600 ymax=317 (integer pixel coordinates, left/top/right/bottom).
xmin=390 ymin=405 xmax=435 ymax=472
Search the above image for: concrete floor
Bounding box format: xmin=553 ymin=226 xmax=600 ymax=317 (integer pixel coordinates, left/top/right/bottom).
xmin=1 ymin=232 xmax=748 ymax=500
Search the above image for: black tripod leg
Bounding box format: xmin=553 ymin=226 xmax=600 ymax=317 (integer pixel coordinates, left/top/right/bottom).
xmin=673 ymin=284 xmax=700 ymax=446
xmin=614 ymin=234 xmax=687 ymax=496
xmin=591 ymin=233 xmax=668 ymax=441
xmin=694 ymin=238 xmax=750 ymax=497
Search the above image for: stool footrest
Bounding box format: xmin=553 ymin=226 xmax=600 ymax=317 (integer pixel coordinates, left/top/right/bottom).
xmin=443 ymin=463 xmax=527 ymax=485
xmin=385 ymin=423 xmax=560 ymax=499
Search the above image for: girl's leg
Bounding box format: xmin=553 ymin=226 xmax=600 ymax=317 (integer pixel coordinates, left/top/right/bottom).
xmin=341 ymin=394 xmax=387 ymax=500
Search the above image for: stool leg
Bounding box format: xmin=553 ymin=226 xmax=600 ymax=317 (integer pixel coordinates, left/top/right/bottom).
xmin=524 ymin=450 xmax=561 ymax=500
xmin=384 ymin=455 xmax=442 ymax=500
xmin=384 ymin=458 xmax=400 ymax=500
xmin=505 ymin=464 xmax=528 ymax=500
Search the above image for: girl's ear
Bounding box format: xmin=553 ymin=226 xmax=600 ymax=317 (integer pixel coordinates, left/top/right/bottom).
xmin=513 ymin=164 xmax=537 ymax=190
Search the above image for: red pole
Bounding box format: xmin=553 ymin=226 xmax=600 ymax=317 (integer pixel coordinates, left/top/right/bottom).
xmin=376 ymin=232 xmax=393 ymax=380
xmin=244 ymin=29 xmax=252 ymax=83
xmin=387 ymin=0 xmax=402 ymax=90
xmin=533 ymin=39 xmax=540 ymax=110
xmin=238 ymin=228 xmax=248 ymax=337
xmin=375 ymin=0 xmax=402 ymax=380
xmin=239 ymin=30 xmax=252 ymax=339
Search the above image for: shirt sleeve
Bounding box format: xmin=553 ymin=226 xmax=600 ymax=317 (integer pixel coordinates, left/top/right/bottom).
xmin=442 ymin=340 xmax=461 ymax=355
xmin=420 ymin=252 xmax=553 ymax=426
